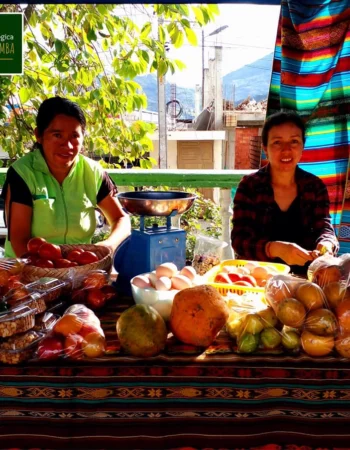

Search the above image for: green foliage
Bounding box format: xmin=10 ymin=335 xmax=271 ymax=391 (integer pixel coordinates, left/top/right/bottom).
xmin=0 ymin=4 xmax=219 ymax=166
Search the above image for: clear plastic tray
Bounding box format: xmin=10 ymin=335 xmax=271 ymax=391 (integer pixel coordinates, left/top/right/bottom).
xmin=26 ymin=277 xmax=69 ymax=303
xmin=0 ymin=305 xmax=36 ymax=338
xmin=5 ymin=290 xmax=47 ymax=315
xmin=0 ymin=330 xmax=44 ymax=364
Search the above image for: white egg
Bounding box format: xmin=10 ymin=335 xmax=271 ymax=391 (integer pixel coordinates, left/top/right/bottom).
xmin=156 ymin=262 xmax=178 ymax=278
xmin=237 ymin=267 xmax=251 ymax=275
xmin=171 ymin=274 xmax=192 ymax=290
xmin=132 ymin=275 xmax=151 ymax=289
xmin=148 ymin=271 xmax=158 ymax=287
xmin=155 ymin=276 xmax=172 ymax=291
xmin=179 ymin=266 xmax=197 ymax=281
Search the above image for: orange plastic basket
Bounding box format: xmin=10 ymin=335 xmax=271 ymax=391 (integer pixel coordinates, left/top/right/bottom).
xmin=204 ymin=259 xmax=290 ymax=297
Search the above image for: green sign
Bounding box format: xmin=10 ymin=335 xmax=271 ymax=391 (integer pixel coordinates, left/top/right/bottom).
xmin=0 ymin=13 xmax=23 ymax=75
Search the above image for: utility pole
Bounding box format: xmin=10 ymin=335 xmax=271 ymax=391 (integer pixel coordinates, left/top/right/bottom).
xmin=157 ymin=17 xmax=168 ymax=169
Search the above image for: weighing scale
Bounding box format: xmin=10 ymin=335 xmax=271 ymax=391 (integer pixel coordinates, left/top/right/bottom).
xmin=113 ymin=191 xmax=196 ymax=295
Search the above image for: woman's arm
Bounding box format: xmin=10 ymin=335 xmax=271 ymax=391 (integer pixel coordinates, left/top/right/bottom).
xmin=231 ymin=176 xmax=270 ymax=261
xmin=96 ymin=193 xmax=131 ymax=252
xmin=312 ymin=181 xmax=339 ymax=254
xmin=5 ymin=185 xmax=33 ymax=257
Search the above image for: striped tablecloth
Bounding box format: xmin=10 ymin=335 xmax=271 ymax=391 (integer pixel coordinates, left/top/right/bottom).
xmin=0 ymin=298 xmax=350 ymax=449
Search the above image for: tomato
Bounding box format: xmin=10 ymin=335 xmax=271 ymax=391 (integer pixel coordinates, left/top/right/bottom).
xmin=227 ymin=273 xmax=243 ymax=283
xmin=82 ymin=271 xmax=107 ymax=289
xmin=35 ymin=258 xmax=55 ymax=269
xmin=38 ymin=243 xmax=62 ymax=261
xmin=240 ymin=275 xmax=257 ymax=287
xmin=86 ymin=288 xmax=106 ymax=310
xmin=27 ymin=237 xmax=47 ymax=254
xmin=101 ymin=285 xmax=118 ymax=302
xmin=37 ymin=337 xmax=63 ymax=360
xmin=26 ymin=254 xmax=39 ymax=266
xmin=77 ymin=251 xmax=99 ymax=266
xmin=214 ymin=273 xmax=232 ymax=284
xmin=66 ymin=249 xmax=84 ymax=263
xmin=54 ymin=258 xmax=78 ymax=268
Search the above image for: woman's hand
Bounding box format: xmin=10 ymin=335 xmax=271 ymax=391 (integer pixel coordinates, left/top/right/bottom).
xmin=95 ymin=240 xmax=114 ymax=255
xmin=270 ymin=241 xmax=314 ymax=266
xmin=316 ymin=241 xmax=334 ymax=256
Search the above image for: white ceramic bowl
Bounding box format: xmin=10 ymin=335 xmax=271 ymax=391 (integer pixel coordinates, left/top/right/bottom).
xmin=130 ymin=273 xmax=178 ymax=321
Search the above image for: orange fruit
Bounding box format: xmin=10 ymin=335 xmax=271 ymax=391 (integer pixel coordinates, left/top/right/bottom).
xmin=277 ymin=298 xmax=306 ymax=328
xmin=64 ymin=334 xmax=84 ymax=359
xmin=301 ymin=330 xmax=334 ymax=357
xmin=336 ymin=299 xmax=350 ymax=333
xmin=54 ymin=314 xmax=83 ymax=337
xmin=313 ymin=265 xmax=342 ymax=288
xmin=323 ymin=281 xmax=347 ymax=309
xmin=296 ymin=282 xmax=325 ymax=311
xmin=82 ymin=332 xmax=106 ymax=358
xmin=335 ymin=332 xmax=350 ymax=358
xmin=304 ymin=308 xmax=338 ymax=336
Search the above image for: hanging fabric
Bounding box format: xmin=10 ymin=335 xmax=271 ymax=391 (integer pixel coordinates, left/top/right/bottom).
xmin=264 ymin=0 xmax=350 ymax=254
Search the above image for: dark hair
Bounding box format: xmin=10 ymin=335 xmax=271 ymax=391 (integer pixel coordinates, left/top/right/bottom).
xmin=36 ymin=96 xmax=86 ymax=137
xmin=262 ymin=111 xmax=306 ymax=146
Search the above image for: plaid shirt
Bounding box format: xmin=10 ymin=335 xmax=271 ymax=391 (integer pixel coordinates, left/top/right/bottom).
xmin=231 ymin=165 xmax=339 ymax=261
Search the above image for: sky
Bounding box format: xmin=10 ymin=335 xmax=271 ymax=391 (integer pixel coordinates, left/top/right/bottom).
xmin=167 ymin=4 xmax=281 ymax=88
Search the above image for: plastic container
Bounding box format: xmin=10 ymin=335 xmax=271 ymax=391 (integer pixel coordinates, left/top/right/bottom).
xmin=4 ymin=290 xmax=47 ymax=315
xmin=0 ymin=330 xmax=44 ymax=364
xmin=26 ymin=277 xmax=69 ymax=303
xmin=34 ymin=311 xmax=60 ymax=332
xmin=0 ymin=305 xmax=36 ymax=338
xmin=204 ymin=259 xmax=290 ymax=296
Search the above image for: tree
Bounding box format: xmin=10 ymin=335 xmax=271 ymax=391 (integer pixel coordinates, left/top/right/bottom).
xmin=0 ymin=3 xmax=219 ymax=167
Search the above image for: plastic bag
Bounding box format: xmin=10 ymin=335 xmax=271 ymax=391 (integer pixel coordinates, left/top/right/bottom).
xmin=70 ymin=270 xmax=117 ymax=311
xmin=192 ymin=235 xmax=227 ymax=275
xmin=225 ymin=293 xmax=300 ymax=354
xmin=35 ymin=304 xmax=105 ymax=361
xmin=307 ymin=254 xmax=350 ymax=289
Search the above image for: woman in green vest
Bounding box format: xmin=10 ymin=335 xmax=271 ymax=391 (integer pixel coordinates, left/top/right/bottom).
xmin=1 ymin=96 xmax=131 ymax=257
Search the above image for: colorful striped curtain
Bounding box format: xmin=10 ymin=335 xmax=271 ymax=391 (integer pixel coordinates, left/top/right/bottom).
xmin=264 ymin=0 xmax=350 ymax=254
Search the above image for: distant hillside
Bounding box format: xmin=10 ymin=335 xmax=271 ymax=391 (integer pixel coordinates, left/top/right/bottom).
xmin=135 ymin=52 xmax=274 ymax=117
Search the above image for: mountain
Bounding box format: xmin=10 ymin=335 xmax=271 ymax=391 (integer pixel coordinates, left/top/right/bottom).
xmin=135 ymin=52 xmax=273 ymax=117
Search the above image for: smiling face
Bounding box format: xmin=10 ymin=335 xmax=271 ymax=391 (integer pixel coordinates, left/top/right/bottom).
xmin=35 ymin=114 xmax=84 ymax=175
xmin=263 ymin=122 xmax=304 ymax=173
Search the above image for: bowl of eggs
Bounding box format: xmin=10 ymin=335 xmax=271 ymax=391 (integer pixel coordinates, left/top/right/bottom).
xmin=131 ymin=262 xmax=199 ymax=321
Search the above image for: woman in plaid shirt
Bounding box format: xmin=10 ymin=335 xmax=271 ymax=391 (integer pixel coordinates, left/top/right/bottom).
xmin=231 ymin=112 xmax=338 ymax=275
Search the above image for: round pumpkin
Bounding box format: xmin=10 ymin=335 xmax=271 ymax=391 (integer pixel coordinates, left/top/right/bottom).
xmin=116 ymin=304 xmax=168 ymax=357
xmin=169 ymin=285 xmax=229 ymax=347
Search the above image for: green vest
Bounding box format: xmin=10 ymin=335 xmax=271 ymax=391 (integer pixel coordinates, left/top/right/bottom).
xmin=5 ymin=150 xmax=104 ymax=257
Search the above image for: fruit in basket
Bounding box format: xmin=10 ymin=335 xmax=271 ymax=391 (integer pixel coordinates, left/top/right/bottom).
xmin=334 ymin=332 xmax=350 ymax=358
xmin=54 ymin=314 xmax=83 ymax=336
xmin=35 ymin=258 xmax=55 ymax=268
xmin=117 ymin=304 xmax=168 ymax=357
xmin=67 ymin=249 xmax=84 ymax=263
xmin=38 ymin=243 xmax=62 ymax=261
xmin=277 ymin=298 xmax=306 ymax=328
xmin=240 ymin=275 xmax=257 ymax=287
xmin=304 ymin=308 xmax=338 ymax=336
xmin=258 ymin=307 xmax=278 ymax=328
xmin=323 ymin=281 xmax=347 ymax=309
xmin=301 ymin=330 xmax=334 ymax=357
xmin=170 ymin=285 xmax=229 ymax=347
xmin=27 ymin=237 xmax=47 ymax=254
xmin=281 ymin=328 xmax=301 ymax=351
xmin=227 ymin=272 xmax=243 ymax=283
xmin=214 ymin=273 xmax=232 ymax=284
xmin=241 ymin=313 xmax=264 ymax=335
xmin=54 ymin=258 xmax=78 ymax=268
xmin=81 ymin=331 xmax=105 ymax=358
xmin=237 ymin=332 xmax=259 ymax=353
xmin=77 ymin=251 xmax=99 ymax=265
xmin=296 ymin=282 xmax=325 ymax=311
xmin=37 ymin=336 xmax=64 ymax=360
xmin=260 ymin=327 xmax=282 ymax=349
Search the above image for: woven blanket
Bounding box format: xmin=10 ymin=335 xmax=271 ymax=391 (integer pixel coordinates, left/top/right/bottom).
xmin=263 ymin=0 xmax=350 ymax=254
xmin=1 ymin=299 xmax=350 ymax=449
